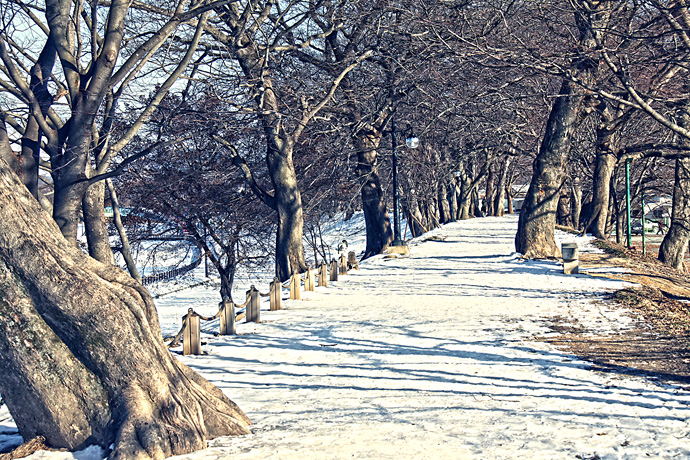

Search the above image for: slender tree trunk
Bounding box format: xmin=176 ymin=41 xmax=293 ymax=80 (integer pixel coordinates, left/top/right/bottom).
xmin=459 ymin=173 xmax=473 ymax=219
xmin=107 ymin=179 xmax=140 ymax=282
xmin=659 ymin=157 xmax=690 ymax=270
xmin=19 ymin=117 xmax=41 ymax=198
xmin=583 ymin=117 xmax=618 ymax=237
xmin=355 ymin=129 xmax=393 ymax=257
xmin=438 ymin=181 xmax=451 ymax=223
xmin=0 ymin=117 xmax=19 ymax=173
xmin=608 ymin=172 xmax=619 ymax=238
xmin=472 ymin=187 xmax=482 ymax=218
xmin=485 ymin=162 xmax=496 ymax=217
xmin=19 ymin=40 xmax=56 ymax=199
xmin=571 ymin=177 xmax=582 ymax=230
xmin=83 ymin=179 xmax=114 ymax=264
xmin=407 ymin=192 xmax=426 ymax=237
xmin=494 ymin=157 xmax=510 ymax=217
xmin=616 ymin=209 xmax=625 ymax=245
xmin=557 ymin=191 xmax=572 ymax=227
xmin=449 ymin=178 xmax=459 ymax=221
xmin=0 ymin=156 xmax=251 ymax=458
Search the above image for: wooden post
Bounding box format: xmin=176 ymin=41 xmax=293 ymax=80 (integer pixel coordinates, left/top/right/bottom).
xmin=290 ymin=272 xmax=301 ymax=300
xmin=318 ymin=262 xmax=328 ymax=288
xmin=246 ymin=285 xmax=260 ymax=322
xmin=339 ymin=253 xmax=347 ymax=275
xmin=305 ymin=267 xmax=315 ymax=291
xmin=183 ymin=309 xmax=201 ymax=355
xmin=329 ymin=259 xmax=338 ymax=282
xmin=219 ymin=298 xmax=236 ymax=335
xmin=348 ymin=251 xmax=359 ymax=270
xmin=270 ymin=277 xmax=282 ymax=311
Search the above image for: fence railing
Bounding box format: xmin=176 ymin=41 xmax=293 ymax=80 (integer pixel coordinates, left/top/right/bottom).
xmin=168 ymin=251 xmax=360 ymax=355
xmin=142 ymin=246 xmax=203 ymax=286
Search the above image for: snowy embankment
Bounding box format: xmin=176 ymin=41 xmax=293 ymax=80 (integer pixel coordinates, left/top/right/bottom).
xmin=3 ymin=215 xmax=690 ymax=459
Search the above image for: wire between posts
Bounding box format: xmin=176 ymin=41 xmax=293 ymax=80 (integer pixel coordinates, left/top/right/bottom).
xmin=165 ymin=322 xmax=187 ymax=348
xmin=169 ymin=257 xmax=356 ymax=350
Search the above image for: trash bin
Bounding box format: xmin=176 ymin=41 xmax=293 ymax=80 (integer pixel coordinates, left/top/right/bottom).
xmin=562 ymin=242 xmax=579 ymax=275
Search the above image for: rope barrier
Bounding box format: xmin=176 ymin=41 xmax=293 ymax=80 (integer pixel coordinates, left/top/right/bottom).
xmin=172 ymin=256 xmax=359 ymax=355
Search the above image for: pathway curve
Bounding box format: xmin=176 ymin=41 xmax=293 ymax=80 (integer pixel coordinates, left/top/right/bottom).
xmin=173 ymin=216 xmax=690 ymax=460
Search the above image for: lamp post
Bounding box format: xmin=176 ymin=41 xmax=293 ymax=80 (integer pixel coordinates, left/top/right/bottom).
xmin=625 ymin=159 xmax=632 ymax=248
xmin=391 ymin=116 xmax=419 ymax=247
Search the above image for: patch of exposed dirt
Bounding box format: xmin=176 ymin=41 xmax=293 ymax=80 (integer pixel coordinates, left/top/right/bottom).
xmin=540 ymin=239 xmax=690 ymax=385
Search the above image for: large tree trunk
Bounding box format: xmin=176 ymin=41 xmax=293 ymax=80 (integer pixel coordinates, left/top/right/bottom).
xmin=0 ymin=157 xmax=251 ymax=458
xmin=52 ymin=129 xmax=91 ymax=245
xmin=515 ymin=4 xmax=609 ymax=257
xmin=659 ymin=157 xmax=690 ymax=270
xmin=267 ymin=142 xmax=307 ymax=280
xmin=355 ymin=129 xmax=393 ymax=258
xmin=515 ymin=78 xmax=584 ymax=257
xmin=220 ymin=7 xmax=307 ymax=280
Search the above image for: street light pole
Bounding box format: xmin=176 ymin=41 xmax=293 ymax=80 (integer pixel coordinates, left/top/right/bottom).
xmin=625 ymin=159 xmax=632 ymax=248
xmin=391 ymin=116 xmax=402 ymax=246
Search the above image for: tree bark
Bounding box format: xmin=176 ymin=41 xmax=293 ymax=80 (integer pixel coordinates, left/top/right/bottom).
xmin=506 ymin=184 xmax=515 ymax=214
xmin=515 ymin=78 xmax=585 ymax=257
xmin=449 ymin=177 xmax=460 ymax=220
xmin=0 ymin=116 xmax=19 ymax=173
xmin=267 ymin=141 xmax=308 ymax=281
xmin=19 ymin=39 xmax=57 ymax=199
xmin=515 ymin=4 xmax=609 ymax=257
xmin=557 ymin=191 xmax=572 ymax=227
xmin=438 ymin=180 xmax=452 ymax=224
xmin=459 ymin=173 xmax=473 ymax=219
xmin=215 ymin=5 xmax=308 ymax=279
xmin=582 ymin=110 xmax=619 ymax=237
xmin=107 ymin=179 xmax=141 ymax=282
xmin=659 ymin=157 xmax=690 ymax=270
xmin=355 ymin=129 xmax=393 ymax=257
xmin=494 ymin=157 xmax=511 ymax=217
xmin=485 ymin=162 xmax=496 ymax=217
xmin=83 ymin=180 xmax=114 ymax=264
xmin=571 ymin=176 xmax=582 ymax=229
xmin=0 ymin=157 xmax=251 ymax=458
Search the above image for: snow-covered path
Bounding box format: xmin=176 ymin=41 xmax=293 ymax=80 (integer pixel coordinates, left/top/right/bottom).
xmin=169 ymin=216 xmax=690 ymax=460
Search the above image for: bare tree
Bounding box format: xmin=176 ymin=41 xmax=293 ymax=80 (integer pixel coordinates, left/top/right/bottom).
xmin=0 ymin=154 xmax=251 ymax=458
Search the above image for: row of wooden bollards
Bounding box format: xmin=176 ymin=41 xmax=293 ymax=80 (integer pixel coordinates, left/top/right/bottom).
xmin=178 ymin=251 xmax=359 ymax=355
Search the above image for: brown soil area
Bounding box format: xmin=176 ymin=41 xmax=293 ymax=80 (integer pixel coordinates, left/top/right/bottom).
xmin=540 ymin=239 xmax=690 ymax=385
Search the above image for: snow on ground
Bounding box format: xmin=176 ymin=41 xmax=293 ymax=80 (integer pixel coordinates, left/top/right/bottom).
xmin=163 ymin=215 xmax=689 ymax=460
xmin=3 ymin=215 xmax=690 ymax=459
